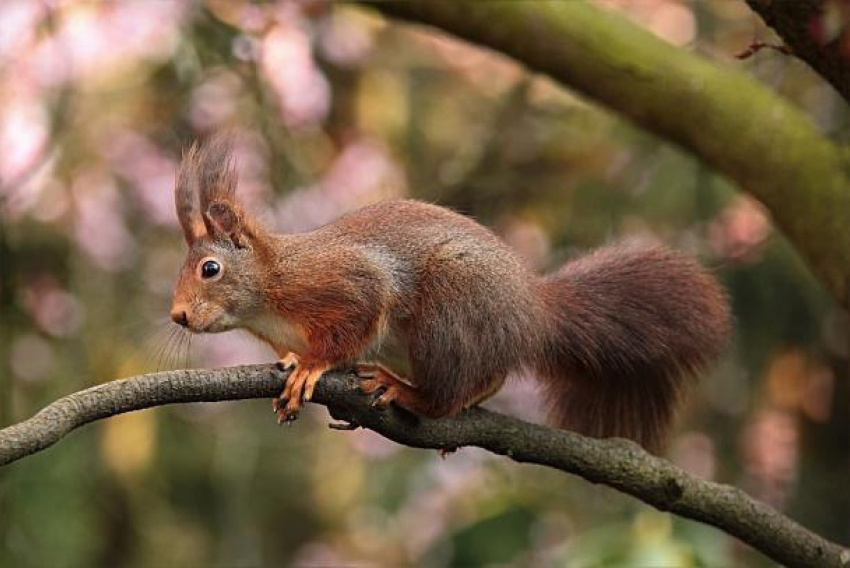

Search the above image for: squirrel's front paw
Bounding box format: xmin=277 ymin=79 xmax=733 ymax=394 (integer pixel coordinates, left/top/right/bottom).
xmin=273 ymin=354 xmax=331 ymax=424
xmin=272 ymin=395 xmax=302 ymax=424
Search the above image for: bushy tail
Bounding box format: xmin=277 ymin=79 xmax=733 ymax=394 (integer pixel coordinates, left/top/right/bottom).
xmin=534 ymin=244 xmax=730 ymax=453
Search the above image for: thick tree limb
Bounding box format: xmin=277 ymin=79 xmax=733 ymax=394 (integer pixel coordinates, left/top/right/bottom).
xmin=745 ymin=0 xmax=850 ymax=103
xmin=0 ymin=365 xmax=847 ymax=567
xmin=361 ymin=1 xmax=850 ymax=307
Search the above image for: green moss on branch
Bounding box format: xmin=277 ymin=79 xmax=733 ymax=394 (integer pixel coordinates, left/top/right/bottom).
xmin=366 ymin=0 xmax=850 ymax=306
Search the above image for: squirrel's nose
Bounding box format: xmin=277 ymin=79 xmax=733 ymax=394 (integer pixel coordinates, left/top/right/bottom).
xmin=171 ymin=310 xmax=189 ymax=327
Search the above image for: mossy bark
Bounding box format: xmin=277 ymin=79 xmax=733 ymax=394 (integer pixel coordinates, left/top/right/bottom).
xmin=366 ymin=0 xmax=850 ymax=306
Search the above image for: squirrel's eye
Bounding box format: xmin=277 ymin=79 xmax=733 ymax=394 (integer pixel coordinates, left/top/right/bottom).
xmin=200 ymin=260 xmax=221 ymax=279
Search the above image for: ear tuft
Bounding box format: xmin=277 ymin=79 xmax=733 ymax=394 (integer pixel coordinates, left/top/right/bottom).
xmin=175 ymin=142 xmax=205 ymax=245
xmin=197 ymin=133 xmax=238 ymax=207
xmin=177 ymin=132 xmax=258 ymax=247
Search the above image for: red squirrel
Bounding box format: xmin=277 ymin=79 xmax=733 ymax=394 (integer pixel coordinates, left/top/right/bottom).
xmin=170 ymin=136 xmax=730 ymax=452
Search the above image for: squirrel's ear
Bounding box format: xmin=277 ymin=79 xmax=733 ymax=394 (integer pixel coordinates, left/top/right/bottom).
xmin=204 ymin=200 xmax=245 ymax=247
xmin=175 ymin=142 xmax=206 ymax=245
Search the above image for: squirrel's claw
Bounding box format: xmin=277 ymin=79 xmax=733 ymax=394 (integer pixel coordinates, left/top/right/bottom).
xmin=272 ymin=352 xmax=299 ymax=419
xmin=370 ymin=386 xmax=399 ymax=409
xmin=272 ymin=394 xmax=298 ymax=423
xmin=278 ymin=396 xmax=302 ymax=423
xmin=355 ymin=363 xmax=432 ymax=418
xmin=277 ymin=410 xmax=298 ymax=425
xmin=356 ymin=363 xmax=401 ymax=390
xmin=356 ymin=363 xmax=407 ymax=409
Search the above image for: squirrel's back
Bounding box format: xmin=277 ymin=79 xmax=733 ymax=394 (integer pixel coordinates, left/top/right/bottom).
xmin=325 ymin=200 xmax=532 ymax=277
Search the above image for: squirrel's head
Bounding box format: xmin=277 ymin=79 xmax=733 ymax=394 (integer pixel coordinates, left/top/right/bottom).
xmin=170 ymin=135 xmax=266 ymax=333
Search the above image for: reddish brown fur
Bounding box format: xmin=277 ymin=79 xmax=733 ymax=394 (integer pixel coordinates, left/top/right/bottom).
xmin=171 ymin=138 xmax=731 ymax=452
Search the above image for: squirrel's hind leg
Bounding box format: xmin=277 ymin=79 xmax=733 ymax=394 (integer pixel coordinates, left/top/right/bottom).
xmin=356 ymin=363 xmax=426 ymax=413
xmin=356 ymin=362 xmax=505 ymax=419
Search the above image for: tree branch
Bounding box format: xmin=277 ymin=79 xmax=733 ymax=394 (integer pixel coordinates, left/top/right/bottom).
xmin=745 ymin=0 xmax=850 ymax=103
xmin=0 ymin=365 xmax=847 ymax=567
xmin=359 ymin=0 xmax=850 ymax=307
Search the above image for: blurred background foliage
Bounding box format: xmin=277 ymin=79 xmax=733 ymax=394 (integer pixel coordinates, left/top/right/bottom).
xmin=0 ymin=1 xmax=848 ymax=566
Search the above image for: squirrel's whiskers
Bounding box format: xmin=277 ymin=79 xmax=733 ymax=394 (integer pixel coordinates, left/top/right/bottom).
xmin=146 ymin=323 xmax=193 ymax=373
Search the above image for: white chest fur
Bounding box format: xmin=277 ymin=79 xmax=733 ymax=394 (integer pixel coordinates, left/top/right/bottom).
xmin=244 ymin=312 xmax=308 ymax=355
